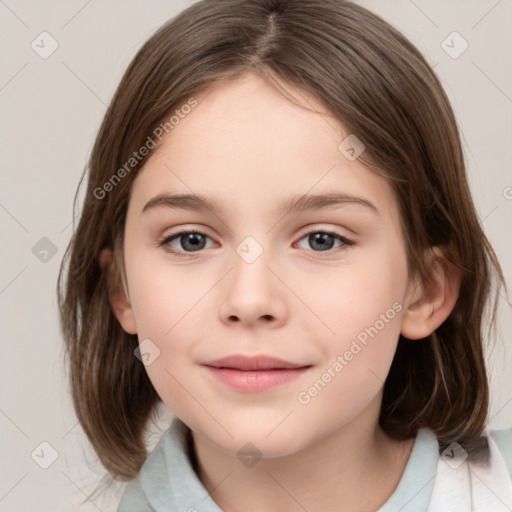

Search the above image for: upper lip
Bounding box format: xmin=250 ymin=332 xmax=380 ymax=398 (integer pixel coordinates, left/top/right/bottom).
xmin=202 ymin=355 xmax=310 ymax=371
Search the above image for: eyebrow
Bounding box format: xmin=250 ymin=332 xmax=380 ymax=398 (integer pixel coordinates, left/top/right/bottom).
xmin=142 ymin=191 xmax=380 ymax=216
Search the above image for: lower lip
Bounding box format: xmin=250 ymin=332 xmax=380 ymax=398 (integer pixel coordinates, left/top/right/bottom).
xmin=202 ymin=366 xmax=310 ymax=392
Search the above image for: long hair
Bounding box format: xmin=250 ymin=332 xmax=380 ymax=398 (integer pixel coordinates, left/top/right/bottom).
xmin=58 ymin=0 xmax=506 ymax=481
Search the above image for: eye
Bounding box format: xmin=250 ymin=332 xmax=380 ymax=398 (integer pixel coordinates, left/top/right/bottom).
xmin=159 ymin=230 xmax=215 ymax=255
xmin=295 ymin=229 xmax=354 ymax=253
xmin=159 ymin=228 xmax=354 ymax=257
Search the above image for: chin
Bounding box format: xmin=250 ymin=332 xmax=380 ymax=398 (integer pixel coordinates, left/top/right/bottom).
xmin=193 ymin=416 xmax=312 ymax=459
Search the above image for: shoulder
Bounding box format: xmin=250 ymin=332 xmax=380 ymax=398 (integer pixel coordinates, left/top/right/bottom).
xmin=488 ymin=426 xmax=512 ymax=479
xmin=427 ymin=426 xmax=512 ymax=511
xmin=117 ymin=418 xmax=211 ymax=512
xmin=117 ymin=477 xmax=151 ymax=512
xmin=117 ymin=425 xmax=177 ymax=512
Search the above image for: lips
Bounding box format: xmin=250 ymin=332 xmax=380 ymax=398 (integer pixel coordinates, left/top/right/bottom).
xmin=202 ymin=354 xmax=309 ymax=371
xmin=201 ymin=355 xmax=312 ymax=392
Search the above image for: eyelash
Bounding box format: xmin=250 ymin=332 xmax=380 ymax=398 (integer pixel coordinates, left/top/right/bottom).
xmin=158 ymin=228 xmax=355 ymax=258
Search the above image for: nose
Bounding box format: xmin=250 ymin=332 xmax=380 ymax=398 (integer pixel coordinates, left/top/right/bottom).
xmin=218 ymin=247 xmax=288 ymax=328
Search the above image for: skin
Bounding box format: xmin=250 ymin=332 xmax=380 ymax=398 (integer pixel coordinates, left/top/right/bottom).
xmin=109 ymin=72 xmax=460 ymax=511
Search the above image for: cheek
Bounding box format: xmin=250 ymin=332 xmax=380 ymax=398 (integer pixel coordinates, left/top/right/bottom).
xmin=127 ymin=252 xmax=203 ymax=339
xmin=310 ymin=249 xmax=406 ymax=336
xmin=125 ymin=254 xmax=212 ymax=407
xmin=294 ymin=284 xmax=405 ymax=429
xmin=305 ymin=244 xmax=408 ymax=380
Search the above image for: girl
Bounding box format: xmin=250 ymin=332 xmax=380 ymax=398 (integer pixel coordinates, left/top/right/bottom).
xmin=58 ymin=0 xmax=512 ymax=510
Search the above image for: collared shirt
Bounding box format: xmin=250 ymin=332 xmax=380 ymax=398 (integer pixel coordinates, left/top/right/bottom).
xmin=117 ymin=418 xmax=512 ymax=511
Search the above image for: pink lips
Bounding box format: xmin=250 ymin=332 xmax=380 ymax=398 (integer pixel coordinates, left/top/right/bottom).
xmin=201 ymin=355 xmax=311 ymax=392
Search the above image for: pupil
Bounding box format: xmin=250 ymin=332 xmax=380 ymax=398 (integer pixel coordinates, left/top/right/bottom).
xmin=310 ymin=233 xmax=334 ymax=251
xmin=183 ymin=233 xmax=205 ymax=251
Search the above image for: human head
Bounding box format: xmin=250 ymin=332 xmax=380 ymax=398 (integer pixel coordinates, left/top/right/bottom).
xmin=58 ymin=0 xmax=505 ymax=481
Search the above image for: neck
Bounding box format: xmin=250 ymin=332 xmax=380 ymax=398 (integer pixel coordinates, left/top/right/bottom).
xmin=190 ymin=408 xmax=415 ymax=512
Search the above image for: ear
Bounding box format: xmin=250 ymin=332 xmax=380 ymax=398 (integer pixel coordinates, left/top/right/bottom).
xmin=99 ymin=248 xmax=137 ymax=335
xmin=400 ymin=246 xmax=461 ymax=340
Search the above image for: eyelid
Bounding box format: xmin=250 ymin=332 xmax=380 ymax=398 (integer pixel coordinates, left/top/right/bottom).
xmin=160 ymin=224 xmax=215 ymax=239
xmin=296 ymin=223 xmax=354 ymax=239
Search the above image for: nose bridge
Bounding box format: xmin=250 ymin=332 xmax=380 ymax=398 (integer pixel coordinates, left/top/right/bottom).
xmin=235 ymin=234 xmax=266 ymax=267
xmin=219 ymin=233 xmax=286 ymax=325
xmin=230 ymin=234 xmax=273 ymax=293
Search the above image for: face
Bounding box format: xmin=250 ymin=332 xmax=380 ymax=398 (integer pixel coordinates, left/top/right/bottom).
xmin=120 ymin=72 xmax=412 ymax=457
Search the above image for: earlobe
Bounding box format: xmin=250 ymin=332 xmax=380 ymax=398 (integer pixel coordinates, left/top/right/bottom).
xmin=400 ymin=246 xmax=461 ymax=340
xmin=99 ymin=248 xmax=138 ymax=335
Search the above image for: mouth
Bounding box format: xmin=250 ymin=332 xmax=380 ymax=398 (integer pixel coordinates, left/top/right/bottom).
xmin=201 ymin=354 xmax=312 ymax=392
xmin=202 ymin=354 xmax=309 ymax=370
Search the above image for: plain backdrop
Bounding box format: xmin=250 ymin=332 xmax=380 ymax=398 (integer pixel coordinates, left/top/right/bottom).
xmin=1 ymin=0 xmax=511 ymax=510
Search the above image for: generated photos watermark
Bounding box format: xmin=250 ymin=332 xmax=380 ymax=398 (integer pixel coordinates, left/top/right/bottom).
xmin=93 ymin=97 xmax=198 ymax=200
xmin=297 ymin=301 xmax=403 ymax=405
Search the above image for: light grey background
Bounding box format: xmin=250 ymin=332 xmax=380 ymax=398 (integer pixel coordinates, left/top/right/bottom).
xmin=0 ymin=0 xmax=511 ymax=510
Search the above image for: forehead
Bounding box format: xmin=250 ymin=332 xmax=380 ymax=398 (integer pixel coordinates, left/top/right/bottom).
xmin=129 ymin=73 xmax=399 ymax=224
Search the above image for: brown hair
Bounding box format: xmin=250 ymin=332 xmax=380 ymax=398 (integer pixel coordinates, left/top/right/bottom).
xmin=58 ymin=0 xmax=506 ymax=482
